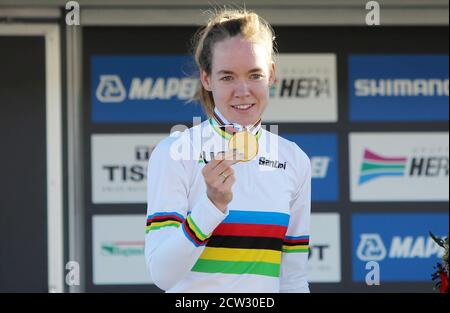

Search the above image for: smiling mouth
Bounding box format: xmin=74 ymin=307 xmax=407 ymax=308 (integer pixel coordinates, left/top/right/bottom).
xmin=232 ymin=103 xmax=255 ymax=111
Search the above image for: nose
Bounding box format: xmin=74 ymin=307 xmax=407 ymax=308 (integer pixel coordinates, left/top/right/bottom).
xmin=234 ymin=79 xmax=250 ymax=98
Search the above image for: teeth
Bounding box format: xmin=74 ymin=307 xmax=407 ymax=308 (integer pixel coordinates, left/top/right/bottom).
xmin=234 ymin=104 xmax=252 ymax=110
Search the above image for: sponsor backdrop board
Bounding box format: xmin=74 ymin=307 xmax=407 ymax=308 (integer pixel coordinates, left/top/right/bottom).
xmin=83 ymin=26 xmax=449 ymax=292
xmin=282 ymin=133 xmax=339 ymax=202
xmin=93 ymin=215 xmax=151 ymax=285
xmin=352 ymin=213 xmax=448 ymax=282
xmin=264 ymin=54 xmax=338 ymax=122
xmin=349 ymin=55 xmax=449 ymax=121
xmin=349 ymin=132 xmax=449 ymax=202
xmin=308 ymin=213 xmax=341 ymax=282
xmin=91 ymin=56 xmax=205 ymax=123
xmin=91 ymin=134 xmax=167 ymax=204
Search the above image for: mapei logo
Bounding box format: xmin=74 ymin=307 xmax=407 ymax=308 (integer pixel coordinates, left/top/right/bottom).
xmin=357 ymin=234 xmax=387 ymax=261
xmin=358 ymin=148 xmax=448 ymax=185
xmin=96 ymin=75 xmax=126 ymax=103
xmin=356 ymin=233 xmax=445 ymax=261
xmin=359 ymin=149 xmax=407 ymax=184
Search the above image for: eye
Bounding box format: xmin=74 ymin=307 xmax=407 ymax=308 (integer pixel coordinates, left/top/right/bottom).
xmin=250 ymin=73 xmax=264 ymax=80
xmin=220 ymin=76 xmax=233 ymax=81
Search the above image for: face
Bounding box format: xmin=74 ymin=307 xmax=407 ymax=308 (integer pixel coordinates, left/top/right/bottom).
xmin=200 ymin=36 xmax=275 ymax=126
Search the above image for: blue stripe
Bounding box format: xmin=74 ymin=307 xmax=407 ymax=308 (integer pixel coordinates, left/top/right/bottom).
xmin=359 ymin=172 xmax=404 ymax=185
xmin=181 ymin=222 xmax=203 ymax=247
xmin=223 ymin=210 xmax=289 ymax=226
xmin=147 ymin=211 xmax=184 ymax=220
xmin=285 ymin=235 xmax=309 ymax=240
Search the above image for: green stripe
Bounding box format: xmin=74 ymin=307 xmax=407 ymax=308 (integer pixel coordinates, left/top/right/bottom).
xmin=209 ymin=118 xmax=231 ymax=140
xmin=361 ymin=163 xmax=405 ymax=171
xmin=187 ymin=215 xmax=209 ymax=241
xmin=191 ymin=259 xmax=280 ymax=277
xmin=282 ymin=247 xmax=309 ymax=253
xmin=145 ymin=222 xmax=180 ymax=233
xmin=256 ymin=129 xmax=262 ymax=140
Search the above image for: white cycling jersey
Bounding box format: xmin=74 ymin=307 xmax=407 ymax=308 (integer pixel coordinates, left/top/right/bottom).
xmin=145 ymin=108 xmax=311 ymax=293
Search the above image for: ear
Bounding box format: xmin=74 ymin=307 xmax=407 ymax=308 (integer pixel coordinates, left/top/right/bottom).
xmin=200 ymin=70 xmax=212 ymax=91
xmin=268 ymin=62 xmax=276 ymax=86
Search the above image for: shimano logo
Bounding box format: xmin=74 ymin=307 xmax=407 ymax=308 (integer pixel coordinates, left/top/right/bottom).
xmin=355 ymin=78 xmax=449 ymax=97
xmin=96 ymin=75 xmax=126 ymax=103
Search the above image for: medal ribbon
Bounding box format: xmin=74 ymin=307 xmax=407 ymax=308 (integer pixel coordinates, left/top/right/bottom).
xmin=209 ymin=108 xmax=262 ymax=140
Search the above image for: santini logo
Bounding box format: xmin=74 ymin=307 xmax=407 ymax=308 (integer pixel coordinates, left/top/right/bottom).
xmin=259 ymin=157 xmax=287 ymax=170
xmin=359 ymin=149 xmax=407 ymax=185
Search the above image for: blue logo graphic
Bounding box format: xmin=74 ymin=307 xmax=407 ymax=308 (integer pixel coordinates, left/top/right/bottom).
xmin=282 ymin=133 xmax=338 ymax=201
xmin=349 ymin=55 xmax=449 ymax=121
xmin=91 ymin=56 xmax=206 ymax=123
xmin=352 ymin=213 xmax=449 ymax=282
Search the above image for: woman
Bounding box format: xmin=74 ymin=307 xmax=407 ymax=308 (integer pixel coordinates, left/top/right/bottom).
xmin=145 ymin=8 xmax=311 ymax=293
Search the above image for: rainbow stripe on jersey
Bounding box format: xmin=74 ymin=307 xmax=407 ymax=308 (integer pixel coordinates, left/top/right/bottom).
xmin=191 ymin=210 xmax=309 ymax=278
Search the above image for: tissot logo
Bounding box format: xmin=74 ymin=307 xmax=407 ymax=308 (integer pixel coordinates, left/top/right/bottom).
xmin=96 ymin=75 xmax=126 ymax=103
xmin=258 ymin=157 xmax=287 ymax=170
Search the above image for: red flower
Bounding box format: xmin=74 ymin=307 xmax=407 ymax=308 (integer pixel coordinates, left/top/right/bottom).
xmin=439 ymin=271 xmax=449 ymax=293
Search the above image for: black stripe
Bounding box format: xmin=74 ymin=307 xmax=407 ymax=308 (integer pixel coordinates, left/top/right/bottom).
xmin=207 ymin=235 xmax=282 ymax=251
xmin=184 ymin=219 xmax=207 ymax=244
xmin=282 ymin=241 xmax=309 ymax=246
xmin=147 ymin=217 xmax=182 ymax=226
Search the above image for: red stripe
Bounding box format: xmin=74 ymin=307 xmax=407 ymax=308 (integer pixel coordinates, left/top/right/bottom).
xmin=212 ymin=223 xmax=287 ymax=238
xmin=284 ymin=239 xmax=309 ymax=244
xmin=147 ymin=215 xmax=183 ymax=223
xmin=182 ymin=220 xmax=204 ymax=246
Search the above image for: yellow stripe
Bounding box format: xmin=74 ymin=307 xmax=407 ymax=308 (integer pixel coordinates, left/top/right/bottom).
xmin=200 ymin=247 xmax=281 ymax=264
xmin=186 ymin=215 xmax=210 ymax=241
xmin=147 ymin=220 xmax=181 ymax=230
xmin=282 ymin=245 xmax=309 ymax=252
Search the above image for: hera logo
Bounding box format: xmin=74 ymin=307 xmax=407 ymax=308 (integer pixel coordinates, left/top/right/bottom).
xmin=96 ymin=75 xmax=126 ymax=103
xmin=357 ymin=234 xmax=386 ymax=261
xmin=359 ymin=149 xmax=407 ymax=185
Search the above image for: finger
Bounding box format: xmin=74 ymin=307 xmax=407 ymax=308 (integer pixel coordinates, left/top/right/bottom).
xmin=203 ymin=151 xmax=226 ymax=175
xmin=215 ymin=168 xmax=234 ymax=184
xmin=210 ymin=149 xmax=240 ymax=172
xmin=222 ymin=174 xmax=236 ymax=189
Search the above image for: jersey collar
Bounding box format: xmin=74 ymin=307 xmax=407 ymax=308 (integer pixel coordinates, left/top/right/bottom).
xmin=209 ymin=107 xmax=262 ymax=140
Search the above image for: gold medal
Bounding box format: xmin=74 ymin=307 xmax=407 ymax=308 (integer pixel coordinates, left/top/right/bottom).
xmin=228 ymin=131 xmax=259 ymax=162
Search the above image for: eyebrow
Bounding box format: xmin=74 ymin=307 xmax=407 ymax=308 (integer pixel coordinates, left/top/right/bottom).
xmin=216 ymin=68 xmax=264 ymax=75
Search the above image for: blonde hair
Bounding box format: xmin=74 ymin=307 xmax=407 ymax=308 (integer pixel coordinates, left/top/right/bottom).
xmin=192 ymin=8 xmax=277 ymax=117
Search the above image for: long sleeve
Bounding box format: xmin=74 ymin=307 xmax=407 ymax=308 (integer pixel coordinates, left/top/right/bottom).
xmin=144 ymin=133 xmax=228 ymax=291
xmin=280 ymin=144 xmax=312 ymax=293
